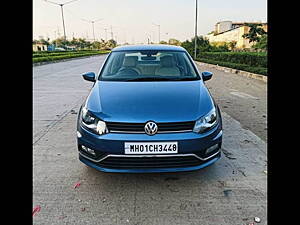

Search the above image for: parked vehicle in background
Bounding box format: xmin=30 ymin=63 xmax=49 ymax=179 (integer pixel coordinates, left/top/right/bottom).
xmin=54 ymin=47 xmax=66 ymax=51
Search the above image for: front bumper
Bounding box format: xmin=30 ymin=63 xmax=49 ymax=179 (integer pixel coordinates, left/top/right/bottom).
xmin=77 ymin=121 xmax=222 ymax=173
xmin=79 ymin=152 xmax=221 ymax=173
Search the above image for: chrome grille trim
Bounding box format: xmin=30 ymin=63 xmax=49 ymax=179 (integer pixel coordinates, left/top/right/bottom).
xmin=79 ymin=149 xmax=221 ymax=163
xmin=106 ymin=121 xmax=195 ymax=134
xmin=109 ymin=129 xmax=193 ymax=134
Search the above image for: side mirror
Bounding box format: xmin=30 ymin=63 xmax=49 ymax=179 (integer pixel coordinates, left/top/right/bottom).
xmin=202 ymin=71 xmax=213 ymax=81
xmin=82 ymin=72 xmax=96 ymax=82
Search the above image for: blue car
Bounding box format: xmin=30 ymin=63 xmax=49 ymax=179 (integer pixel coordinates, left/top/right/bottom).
xmin=77 ymin=45 xmax=222 ymax=173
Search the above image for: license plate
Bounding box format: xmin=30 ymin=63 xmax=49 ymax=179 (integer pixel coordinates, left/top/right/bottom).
xmin=124 ymin=142 xmax=178 ymax=154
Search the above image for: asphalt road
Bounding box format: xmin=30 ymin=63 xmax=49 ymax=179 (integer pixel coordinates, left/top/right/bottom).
xmin=33 ymin=56 xmax=103 ymax=144
xmin=33 ymin=55 xmax=267 ymax=225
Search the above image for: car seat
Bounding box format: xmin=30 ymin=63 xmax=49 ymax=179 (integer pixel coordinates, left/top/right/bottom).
xmin=155 ymin=55 xmax=181 ymax=76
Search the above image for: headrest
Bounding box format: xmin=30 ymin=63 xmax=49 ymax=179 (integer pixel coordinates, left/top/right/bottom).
xmin=123 ymin=56 xmax=138 ymax=67
xmin=160 ymin=55 xmax=175 ymax=67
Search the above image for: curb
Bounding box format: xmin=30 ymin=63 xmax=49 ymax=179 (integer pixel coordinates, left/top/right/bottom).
xmin=195 ymin=61 xmax=267 ymax=83
xmin=32 ymin=53 xmax=109 ymax=67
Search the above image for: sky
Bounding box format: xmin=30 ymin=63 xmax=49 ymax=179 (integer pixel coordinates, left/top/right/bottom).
xmin=33 ymin=0 xmax=267 ymax=44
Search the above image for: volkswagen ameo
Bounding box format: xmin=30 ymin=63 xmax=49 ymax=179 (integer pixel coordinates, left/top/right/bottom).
xmin=77 ymin=45 xmax=222 ymax=173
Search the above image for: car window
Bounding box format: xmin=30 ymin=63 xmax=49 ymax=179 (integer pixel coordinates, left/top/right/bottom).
xmin=99 ymin=50 xmax=199 ymax=81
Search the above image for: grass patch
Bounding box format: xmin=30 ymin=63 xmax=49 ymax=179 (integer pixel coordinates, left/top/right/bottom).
xmin=33 ymin=50 xmax=110 ymax=63
xmin=197 ymin=51 xmax=267 ymax=76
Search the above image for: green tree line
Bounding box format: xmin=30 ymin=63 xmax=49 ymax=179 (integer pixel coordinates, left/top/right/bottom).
xmin=33 ymin=37 xmax=117 ymax=50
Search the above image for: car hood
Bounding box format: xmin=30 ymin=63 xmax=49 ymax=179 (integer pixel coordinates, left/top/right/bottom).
xmin=86 ymin=80 xmax=214 ymax=123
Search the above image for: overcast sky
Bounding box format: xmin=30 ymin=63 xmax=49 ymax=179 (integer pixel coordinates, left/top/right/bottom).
xmin=33 ymin=0 xmax=267 ymax=44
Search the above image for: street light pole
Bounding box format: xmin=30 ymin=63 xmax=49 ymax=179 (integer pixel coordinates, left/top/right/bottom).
xmin=152 ymin=23 xmax=160 ymax=43
xmin=43 ymin=0 xmax=80 ymax=41
xmin=104 ymin=28 xmax=107 ymax=41
xmin=158 ymin=24 xmax=160 ymax=43
xmin=194 ymin=0 xmax=198 ymax=59
xmin=81 ymin=18 xmax=103 ymax=42
xmin=92 ymin=21 xmax=95 ymax=42
xmin=158 ymin=25 xmax=160 ymax=43
xmin=59 ymin=4 xmax=66 ymax=40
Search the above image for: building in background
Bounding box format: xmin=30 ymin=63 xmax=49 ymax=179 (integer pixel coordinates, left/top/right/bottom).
xmin=205 ymin=21 xmax=267 ymax=49
xmin=33 ymin=42 xmax=48 ymax=52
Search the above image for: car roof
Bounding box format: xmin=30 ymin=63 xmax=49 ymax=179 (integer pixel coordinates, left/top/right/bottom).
xmin=111 ymin=44 xmax=186 ymax=52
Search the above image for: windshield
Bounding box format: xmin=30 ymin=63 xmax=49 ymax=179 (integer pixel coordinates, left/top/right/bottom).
xmin=99 ymin=50 xmax=200 ymax=81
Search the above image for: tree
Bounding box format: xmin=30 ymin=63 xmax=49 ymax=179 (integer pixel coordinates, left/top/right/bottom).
xmin=181 ymin=36 xmax=231 ymax=57
xmin=181 ymin=39 xmax=194 ymax=56
xmin=159 ymin=40 xmax=168 ymax=44
xmin=228 ymin=41 xmax=237 ymax=50
xmin=106 ymin=39 xmax=117 ymax=48
xmin=77 ymin=38 xmax=92 ymax=49
xmin=168 ymin=38 xmax=181 ymax=46
xmin=213 ymin=43 xmax=229 ymax=52
xmin=242 ymin=23 xmax=267 ymax=43
xmin=70 ymin=37 xmax=78 ymax=46
xmin=181 ymin=36 xmax=211 ymax=57
xmin=252 ymin=34 xmax=267 ymax=51
xmin=51 ymin=37 xmax=71 ymax=48
xmin=209 ymin=42 xmax=230 ymax=52
xmin=92 ymin=41 xmax=102 ymax=50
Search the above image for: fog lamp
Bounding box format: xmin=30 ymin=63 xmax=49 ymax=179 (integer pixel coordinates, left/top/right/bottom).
xmin=81 ymin=145 xmax=96 ymax=156
xmin=205 ymin=144 xmax=219 ymax=155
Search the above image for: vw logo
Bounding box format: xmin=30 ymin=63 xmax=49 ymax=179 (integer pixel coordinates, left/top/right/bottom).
xmin=144 ymin=121 xmax=158 ymax=135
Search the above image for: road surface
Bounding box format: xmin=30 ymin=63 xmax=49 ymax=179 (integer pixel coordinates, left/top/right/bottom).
xmin=196 ymin=62 xmax=267 ymax=142
xmin=33 ymin=55 xmax=267 ymax=225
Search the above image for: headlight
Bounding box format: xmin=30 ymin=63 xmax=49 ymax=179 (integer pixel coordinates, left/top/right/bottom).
xmin=193 ymin=107 xmax=218 ymax=133
xmin=81 ymin=106 xmax=108 ymax=135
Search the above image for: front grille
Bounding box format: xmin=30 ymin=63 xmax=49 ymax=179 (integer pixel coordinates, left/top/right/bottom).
xmin=91 ymin=154 xmax=222 ymax=169
xmin=97 ymin=156 xmax=202 ymax=169
xmin=106 ymin=121 xmax=195 ymax=133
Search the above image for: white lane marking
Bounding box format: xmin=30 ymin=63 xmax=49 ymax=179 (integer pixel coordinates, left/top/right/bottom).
xmin=230 ymin=91 xmax=259 ymax=100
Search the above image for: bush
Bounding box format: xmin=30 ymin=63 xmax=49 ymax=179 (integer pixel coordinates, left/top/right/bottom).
xmin=253 ymin=34 xmax=267 ymax=50
xmin=181 ymin=36 xmax=230 ymax=58
xmin=198 ymin=58 xmax=267 ymax=75
xmin=198 ymin=52 xmax=267 ymax=68
xmin=32 ymin=50 xmax=110 ymax=63
xmin=32 ymin=50 xmax=105 ymax=57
